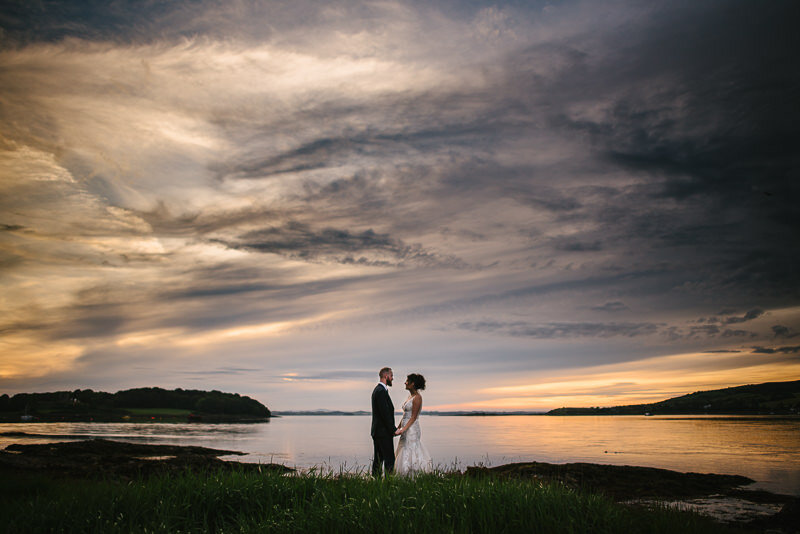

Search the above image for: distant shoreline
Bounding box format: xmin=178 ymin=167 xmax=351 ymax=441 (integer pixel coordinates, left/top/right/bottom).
xmin=272 ymin=410 xmax=800 ymax=418
xmin=271 ymin=410 xmax=547 ymax=416
xmin=4 ymin=411 xmax=798 ymax=421
xmin=275 ymin=379 xmax=800 ymax=416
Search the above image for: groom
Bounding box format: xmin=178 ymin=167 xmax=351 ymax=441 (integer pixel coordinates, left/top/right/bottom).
xmin=371 ymin=366 xmax=397 ymax=477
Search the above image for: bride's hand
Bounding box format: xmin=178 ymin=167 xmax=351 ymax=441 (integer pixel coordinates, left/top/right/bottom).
xmin=394 ymin=428 xmax=403 ymax=436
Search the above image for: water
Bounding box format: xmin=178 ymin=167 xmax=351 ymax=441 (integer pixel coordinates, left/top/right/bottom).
xmin=2 ymin=415 xmax=798 ymax=496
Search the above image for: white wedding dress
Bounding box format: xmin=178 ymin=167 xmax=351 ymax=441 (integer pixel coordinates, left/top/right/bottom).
xmin=394 ymin=395 xmax=433 ymax=475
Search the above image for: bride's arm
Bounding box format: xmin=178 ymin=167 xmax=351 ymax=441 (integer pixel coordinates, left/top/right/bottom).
xmin=396 ymin=395 xmax=423 ymax=434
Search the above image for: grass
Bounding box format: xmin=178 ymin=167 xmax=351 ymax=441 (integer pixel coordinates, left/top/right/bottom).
xmin=0 ymin=468 xmax=745 ymax=534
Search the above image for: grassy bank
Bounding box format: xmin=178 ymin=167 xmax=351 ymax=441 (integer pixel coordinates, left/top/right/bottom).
xmin=0 ymin=468 xmax=741 ymax=534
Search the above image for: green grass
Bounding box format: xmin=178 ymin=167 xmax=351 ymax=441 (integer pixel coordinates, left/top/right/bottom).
xmin=0 ymin=469 xmax=743 ymax=534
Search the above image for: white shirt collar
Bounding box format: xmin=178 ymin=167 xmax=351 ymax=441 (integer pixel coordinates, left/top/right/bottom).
xmin=379 ymin=382 xmax=389 ymax=391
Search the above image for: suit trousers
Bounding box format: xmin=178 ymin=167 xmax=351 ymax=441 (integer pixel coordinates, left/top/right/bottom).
xmin=371 ymin=436 xmax=395 ymax=477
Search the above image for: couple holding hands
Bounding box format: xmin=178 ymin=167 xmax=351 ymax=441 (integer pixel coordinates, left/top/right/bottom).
xmin=370 ymin=367 xmax=433 ymax=477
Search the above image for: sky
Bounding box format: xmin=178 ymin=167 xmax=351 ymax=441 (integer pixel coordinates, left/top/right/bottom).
xmin=1 ymin=0 xmax=799 ymax=411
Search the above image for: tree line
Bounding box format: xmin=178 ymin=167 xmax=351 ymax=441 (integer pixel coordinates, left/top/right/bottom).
xmin=0 ymin=387 xmax=270 ymax=418
xmin=547 ymin=380 xmax=800 ymax=415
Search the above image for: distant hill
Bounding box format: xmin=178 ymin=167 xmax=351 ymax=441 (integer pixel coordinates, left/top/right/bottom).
xmin=0 ymin=387 xmax=270 ymax=422
xmin=547 ymin=380 xmax=800 ymax=415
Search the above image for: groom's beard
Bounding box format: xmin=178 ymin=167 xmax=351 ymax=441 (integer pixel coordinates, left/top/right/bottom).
xmin=386 ymin=379 xmax=392 ymax=386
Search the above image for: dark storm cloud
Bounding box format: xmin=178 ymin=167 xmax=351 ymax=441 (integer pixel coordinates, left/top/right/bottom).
xmin=721 ymin=329 xmax=754 ymax=338
xmin=723 ymin=309 xmax=765 ymax=324
xmin=694 ymin=309 xmax=765 ymax=325
xmin=453 ymin=316 xmax=763 ymax=342
xmin=772 ymin=325 xmax=799 ymax=339
xmin=456 ymin=320 xmax=659 ymax=339
xmin=590 ymin=301 xmax=629 ymax=313
xmin=687 ymin=325 xmax=721 ymax=337
xmin=220 ymin=137 xmax=347 ymax=179
xmin=216 ymin=221 xmax=465 ymax=268
xmin=554 ymin=239 xmax=602 ymax=252
xmin=217 ymin=122 xmax=475 ymax=181
xmin=0 ymin=0 xmax=158 ymax=44
xmin=751 ymin=346 xmax=800 ymax=355
xmin=556 ymin=3 xmax=800 ymax=203
xmin=685 ymin=325 xmax=755 ymax=339
xmin=0 ymin=0 xmax=285 ymax=45
xmin=434 ymin=162 xmax=589 ymax=214
xmin=502 ymin=2 xmax=800 ymax=300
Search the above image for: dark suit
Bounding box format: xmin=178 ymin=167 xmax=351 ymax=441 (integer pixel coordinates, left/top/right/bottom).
xmin=371 ymin=383 xmax=396 ymax=477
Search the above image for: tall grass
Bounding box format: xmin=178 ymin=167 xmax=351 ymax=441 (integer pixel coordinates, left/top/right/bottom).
xmin=0 ymin=468 xmax=739 ymax=533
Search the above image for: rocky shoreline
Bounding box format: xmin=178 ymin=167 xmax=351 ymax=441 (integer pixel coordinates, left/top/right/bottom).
xmin=2 ymin=439 xmax=797 ymax=532
xmin=0 ymin=438 xmax=293 ymax=478
xmin=466 ymin=462 xmax=799 ymax=532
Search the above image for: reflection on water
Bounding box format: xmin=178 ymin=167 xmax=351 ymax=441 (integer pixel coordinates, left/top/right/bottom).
xmin=2 ymin=415 xmax=798 ymax=495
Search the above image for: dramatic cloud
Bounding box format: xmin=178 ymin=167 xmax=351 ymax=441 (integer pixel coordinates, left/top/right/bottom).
xmin=772 ymin=325 xmax=799 ymax=339
xmin=721 ymin=309 xmax=765 ymax=324
xmin=456 ymin=320 xmax=659 ymax=339
xmin=1 ymin=0 xmax=799 ymax=409
xmin=590 ymin=301 xmax=630 ymax=313
xmin=217 ymin=222 xmax=464 ymax=267
xmin=751 ymin=346 xmax=800 ymax=355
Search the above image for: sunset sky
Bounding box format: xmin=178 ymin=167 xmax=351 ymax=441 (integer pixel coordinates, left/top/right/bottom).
xmin=1 ymin=0 xmax=799 ymax=411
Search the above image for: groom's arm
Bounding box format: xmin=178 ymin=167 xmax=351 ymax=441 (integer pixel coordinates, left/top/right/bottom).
xmin=378 ymin=389 xmax=396 ymax=434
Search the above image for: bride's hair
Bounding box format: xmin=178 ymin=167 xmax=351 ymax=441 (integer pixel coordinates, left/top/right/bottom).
xmin=407 ymin=373 xmax=426 ymax=390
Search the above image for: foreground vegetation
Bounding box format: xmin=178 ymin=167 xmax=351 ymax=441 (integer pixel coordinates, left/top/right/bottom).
xmin=0 ymin=468 xmax=743 ymax=534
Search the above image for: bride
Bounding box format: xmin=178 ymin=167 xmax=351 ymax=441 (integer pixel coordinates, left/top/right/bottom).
xmin=394 ymin=373 xmax=433 ymax=475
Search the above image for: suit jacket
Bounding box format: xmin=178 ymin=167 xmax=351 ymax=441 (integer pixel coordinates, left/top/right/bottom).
xmin=371 ymin=384 xmax=396 ymax=438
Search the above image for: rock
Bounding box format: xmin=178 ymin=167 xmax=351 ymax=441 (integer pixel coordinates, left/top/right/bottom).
xmin=748 ymin=497 xmax=800 ymax=533
xmin=0 ymin=438 xmax=294 ymax=478
xmin=466 ymin=461 xmax=797 ymax=530
xmin=465 ymin=461 xmax=755 ymax=500
xmin=5 ymin=438 xmax=245 ymax=458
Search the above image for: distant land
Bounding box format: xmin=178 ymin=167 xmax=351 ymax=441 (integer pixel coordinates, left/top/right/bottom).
xmin=273 ymin=410 xmax=545 ymax=416
xmin=4 ymin=380 xmax=798 ymax=422
xmin=547 ymin=380 xmax=800 ymax=416
xmin=281 ymin=381 xmax=800 ymax=416
xmin=0 ymin=387 xmax=270 ymax=423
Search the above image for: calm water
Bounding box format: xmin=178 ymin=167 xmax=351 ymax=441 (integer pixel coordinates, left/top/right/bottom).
xmin=2 ymin=415 xmax=798 ymax=495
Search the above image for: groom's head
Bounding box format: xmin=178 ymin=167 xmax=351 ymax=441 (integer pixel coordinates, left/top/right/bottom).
xmin=379 ymin=367 xmax=393 ymax=386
